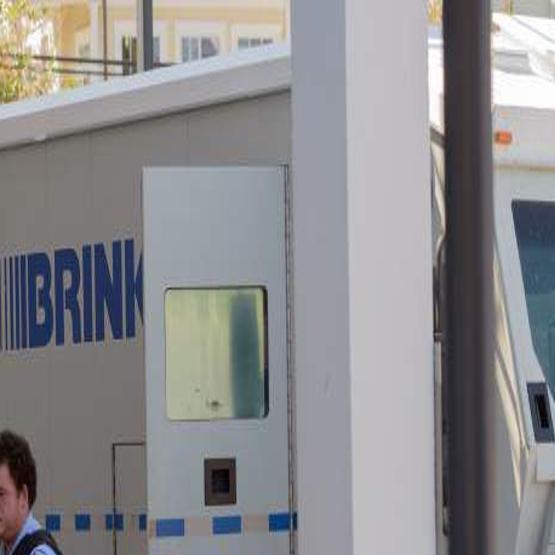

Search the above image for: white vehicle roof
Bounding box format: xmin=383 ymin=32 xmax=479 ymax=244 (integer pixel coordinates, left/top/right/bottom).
xmin=1 ymin=12 xmax=555 ymax=166
xmin=430 ymin=13 xmax=555 ymax=122
xmin=429 ymin=13 xmax=555 ymax=167
xmin=0 ymin=44 xmax=290 ymax=151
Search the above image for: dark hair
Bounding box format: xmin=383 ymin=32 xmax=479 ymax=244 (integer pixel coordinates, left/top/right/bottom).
xmin=0 ymin=430 xmax=37 ymax=508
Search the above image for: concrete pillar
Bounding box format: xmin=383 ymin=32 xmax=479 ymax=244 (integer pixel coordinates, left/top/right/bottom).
xmin=291 ymin=0 xmax=435 ymax=553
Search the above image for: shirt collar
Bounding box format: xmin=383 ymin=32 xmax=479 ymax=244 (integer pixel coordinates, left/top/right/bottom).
xmin=2 ymin=514 xmax=40 ymax=555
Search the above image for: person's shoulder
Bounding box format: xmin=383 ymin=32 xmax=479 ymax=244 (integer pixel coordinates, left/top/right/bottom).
xmin=29 ymin=543 xmax=58 ymax=555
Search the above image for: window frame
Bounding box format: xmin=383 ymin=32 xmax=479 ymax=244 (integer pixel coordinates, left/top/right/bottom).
xmin=231 ymin=23 xmax=281 ymax=51
xmin=114 ymin=20 xmax=167 ymax=65
xmin=164 ymin=285 xmax=270 ymax=422
xmin=174 ymin=20 xmax=226 ymax=63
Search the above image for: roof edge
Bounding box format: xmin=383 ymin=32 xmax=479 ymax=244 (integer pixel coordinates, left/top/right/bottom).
xmin=0 ymin=43 xmax=292 ymax=151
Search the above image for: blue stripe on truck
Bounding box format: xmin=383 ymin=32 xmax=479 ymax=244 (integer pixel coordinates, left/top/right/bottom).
xmin=9 ymin=257 xmax=13 ymax=350
xmin=3 ymin=258 xmax=7 ymax=351
xmin=20 ymin=256 xmax=27 ymax=349
xmin=105 ymin=513 xmax=124 ymax=531
xmin=213 ymin=516 xmax=242 ymax=535
xmin=39 ymin=510 xmax=295 ymax=536
xmin=268 ymin=512 xmax=290 ymax=532
xmin=15 ymin=256 xmax=20 ymax=350
xmin=45 ymin=514 xmax=61 ymax=533
xmin=75 ymin=514 xmax=91 ymax=532
xmin=155 ymin=519 xmax=185 ymax=537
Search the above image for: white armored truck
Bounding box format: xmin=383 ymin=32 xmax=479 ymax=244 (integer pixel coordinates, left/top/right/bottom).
xmin=431 ymin=14 xmax=555 ymax=555
xmin=0 ymin=46 xmax=293 ymax=555
xmin=2 ymin=11 xmax=555 ymax=555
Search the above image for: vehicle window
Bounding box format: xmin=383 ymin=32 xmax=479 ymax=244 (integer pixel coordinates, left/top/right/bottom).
xmin=165 ymin=287 xmax=268 ymax=420
xmin=513 ymin=200 xmax=555 ymax=396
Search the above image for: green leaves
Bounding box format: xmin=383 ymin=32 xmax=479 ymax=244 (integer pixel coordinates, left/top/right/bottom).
xmin=0 ymin=0 xmax=55 ymax=103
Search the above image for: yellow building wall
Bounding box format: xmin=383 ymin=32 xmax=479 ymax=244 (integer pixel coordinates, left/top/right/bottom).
xmin=42 ymin=0 xmax=287 ymax=86
xmin=45 ymin=4 xmax=90 ymax=57
xmin=103 ymin=5 xmax=285 ymax=61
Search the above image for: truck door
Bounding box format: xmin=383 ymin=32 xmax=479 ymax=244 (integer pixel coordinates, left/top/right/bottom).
xmin=142 ymin=167 xmax=292 ymax=555
xmin=113 ymin=442 xmax=147 ymax=555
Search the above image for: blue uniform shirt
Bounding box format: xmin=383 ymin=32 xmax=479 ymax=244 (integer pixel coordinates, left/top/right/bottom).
xmin=0 ymin=514 xmax=57 ymax=555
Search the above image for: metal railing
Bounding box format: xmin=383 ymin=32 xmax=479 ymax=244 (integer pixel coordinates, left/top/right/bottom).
xmin=1 ymin=52 xmax=173 ymax=80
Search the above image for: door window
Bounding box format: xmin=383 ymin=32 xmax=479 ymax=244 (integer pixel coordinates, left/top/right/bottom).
xmin=513 ymin=200 xmax=555 ymax=397
xmin=165 ymin=287 xmax=268 ymax=420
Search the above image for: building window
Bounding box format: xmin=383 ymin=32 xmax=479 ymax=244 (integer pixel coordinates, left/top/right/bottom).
xmin=74 ymin=27 xmax=90 ymax=60
xmin=121 ymin=35 xmax=137 ymax=75
xmin=181 ymin=36 xmax=219 ymax=63
xmin=513 ymin=200 xmax=555 ymax=399
xmin=237 ymin=37 xmax=273 ymax=50
xmin=78 ymin=43 xmax=90 ymax=59
xmin=73 ymin=28 xmax=91 ymax=84
xmin=120 ymin=35 xmax=161 ymax=72
xmin=153 ymin=36 xmax=161 ymax=65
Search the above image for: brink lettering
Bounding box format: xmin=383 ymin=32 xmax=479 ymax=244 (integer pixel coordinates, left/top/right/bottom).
xmin=0 ymin=238 xmax=143 ymax=351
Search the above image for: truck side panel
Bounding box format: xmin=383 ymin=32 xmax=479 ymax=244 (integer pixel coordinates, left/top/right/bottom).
xmin=0 ymin=91 xmax=290 ymax=555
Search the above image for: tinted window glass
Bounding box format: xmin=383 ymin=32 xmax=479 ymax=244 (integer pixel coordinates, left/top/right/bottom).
xmin=513 ymin=200 xmax=555 ymax=396
xmin=165 ymin=287 xmax=268 ymax=420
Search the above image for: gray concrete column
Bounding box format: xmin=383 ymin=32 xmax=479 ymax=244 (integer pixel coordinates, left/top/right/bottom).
xmin=291 ymin=0 xmax=435 ymax=553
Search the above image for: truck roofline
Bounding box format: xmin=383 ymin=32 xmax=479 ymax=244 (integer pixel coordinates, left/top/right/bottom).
xmin=0 ymin=44 xmax=291 ymax=152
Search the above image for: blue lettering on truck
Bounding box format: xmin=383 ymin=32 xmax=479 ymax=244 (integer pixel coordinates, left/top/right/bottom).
xmin=0 ymin=238 xmax=143 ymax=351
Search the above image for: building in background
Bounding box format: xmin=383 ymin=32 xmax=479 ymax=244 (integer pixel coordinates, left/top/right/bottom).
xmin=39 ymin=0 xmax=289 ymax=86
xmin=492 ymin=0 xmax=555 ymax=16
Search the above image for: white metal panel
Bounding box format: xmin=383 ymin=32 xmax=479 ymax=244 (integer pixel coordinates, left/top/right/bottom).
xmin=0 ymin=90 xmax=290 ymax=555
xmin=495 ymin=168 xmax=555 ymax=446
xmin=537 ymin=444 xmax=555 ymax=481
xmin=115 ymin=444 xmax=147 ymax=555
xmin=143 ymin=167 xmax=289 ymax=555
xmin=0 ymin=46 xmax=290 ymax=151
xmin=292 ymin=0 xmax=434 ymax=553
xmin=494 ymin=107 xmax=555 ymax=168
xmin=494 ymin=168 xmax=555 ymax=554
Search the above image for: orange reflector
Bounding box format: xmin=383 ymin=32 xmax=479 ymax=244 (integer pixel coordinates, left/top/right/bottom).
xmin=494 ymin=130 xmax=513 ymax=145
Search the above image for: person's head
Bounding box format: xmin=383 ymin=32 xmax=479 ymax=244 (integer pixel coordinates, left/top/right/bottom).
xmin=0 ymin=431 xmax=37 ymax=547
